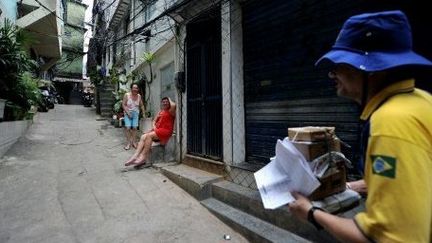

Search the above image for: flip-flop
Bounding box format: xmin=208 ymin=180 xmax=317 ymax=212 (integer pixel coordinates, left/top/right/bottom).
xmin=134 ymin=163 xmax=151 ymax=169
xmin=124 ymin=158 xmax=136 ymax=166
xmin=124 ymin=144 xmax=131 ymax=150
xmin=131 ymin=159 xmax=146 ymax=167
xmin=132 ymin=143 xmax=137 ymax=149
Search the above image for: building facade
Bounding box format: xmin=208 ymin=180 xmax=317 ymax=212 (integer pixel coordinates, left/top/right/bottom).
xmin=90 ymin=0 xmax=432 ymax=188
xmin=55 ymin=0 xmax=88 ymax=80
xmin=53 ymin=0 xmax=88 ymax=104
xmin=14 ymin=0 xmax=64 ymax=72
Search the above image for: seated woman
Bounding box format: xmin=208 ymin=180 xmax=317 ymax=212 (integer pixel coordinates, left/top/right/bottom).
xmin=124 ymin=97 xmax=176 ymax=167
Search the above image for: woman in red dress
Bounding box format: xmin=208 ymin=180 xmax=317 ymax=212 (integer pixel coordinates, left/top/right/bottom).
xmin=124 ymin=97 xmax=176 ymax=167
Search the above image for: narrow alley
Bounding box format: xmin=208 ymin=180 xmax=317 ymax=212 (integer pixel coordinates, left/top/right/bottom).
xmin=0 ymin=105 xmax=247 ymax=243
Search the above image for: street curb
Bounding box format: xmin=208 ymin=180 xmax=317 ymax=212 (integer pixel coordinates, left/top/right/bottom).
xmin=155 ymin=163 xmax=224 ymax=200
xmin=201 ymin=198 xmax=312 ymax=243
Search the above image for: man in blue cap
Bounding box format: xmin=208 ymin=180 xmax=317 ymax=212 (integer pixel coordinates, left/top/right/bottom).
xmin=288 ymin=10 xmax=432 ymax=242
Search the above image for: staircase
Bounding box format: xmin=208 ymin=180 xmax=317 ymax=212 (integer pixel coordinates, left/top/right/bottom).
xmin=97 ymin=86 xmax=115 ymax=117
xmin=154 ymin=162 xmax=351 ymax=243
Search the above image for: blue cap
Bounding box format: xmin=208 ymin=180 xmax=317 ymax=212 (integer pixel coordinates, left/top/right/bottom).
xmin=316 ymin=10 xmax=432 ymax=72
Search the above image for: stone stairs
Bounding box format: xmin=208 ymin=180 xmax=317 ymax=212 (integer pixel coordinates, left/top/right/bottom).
xmin=97 ymin=86 xmax=115 ymax=117
xmin=153 ymin=163 xmax=347 ymax=243
xmin=201 ymin=198 xmax=310 ymax=243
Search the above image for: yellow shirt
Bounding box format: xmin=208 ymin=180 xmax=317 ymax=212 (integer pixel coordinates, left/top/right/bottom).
xmin=355 ymin=79 xmax=432 ymax=243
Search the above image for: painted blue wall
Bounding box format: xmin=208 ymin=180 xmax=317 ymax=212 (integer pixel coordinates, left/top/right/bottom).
xmin=0 ymin=0 xmax=17 ymax=23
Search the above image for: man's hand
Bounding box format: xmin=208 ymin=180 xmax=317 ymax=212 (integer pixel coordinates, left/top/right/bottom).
xmin=287 ymin=192 xmax=312 ymax=221
xmin=347 ymin=179 xmax=367 ymax=195
xmin=288 ymin=192 xmax=368 ymax=243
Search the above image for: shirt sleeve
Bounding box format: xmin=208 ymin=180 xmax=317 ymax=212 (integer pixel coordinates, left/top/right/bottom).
xmin=355 ymin=135 xmax=432 ymax=243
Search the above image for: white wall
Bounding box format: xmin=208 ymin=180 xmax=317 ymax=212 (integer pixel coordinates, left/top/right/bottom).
xmin=221 ymin=0 xmax=245 ymax=165
xmin=0 ymin=120 xmax=32 ymax=158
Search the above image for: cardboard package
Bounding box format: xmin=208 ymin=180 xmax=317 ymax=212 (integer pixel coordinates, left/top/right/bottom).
xmin=291 ymin=138 xmax=341 ymax=161
xmin=287 ymin=126 xmax=347 ymax=200
xmin=288 ymin=126 xmax=335 ymax=142
xmin=309 ymin=160 xmax=347 ymax=200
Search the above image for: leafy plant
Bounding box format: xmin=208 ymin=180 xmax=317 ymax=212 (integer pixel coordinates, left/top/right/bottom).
xmin=112 ymin=88 xmax=127 ymax=114
xmin=109 ymin=68 xmax=120 ymax=88
xmin=1 ymin=20 xmax=38 ymax=97
xmin=88 ymin=68 xmax=103 ymax=85
xmin=0 ymin=19 xmax=39 ymax=120
xmin=125 ymin=73 xmax=136 ymax=85
xmin=4 ymin=101 xmax=27 ymax=120
xmin=141 ymin=51 xmax=154 ymax=84
xmin=144 ymin=110 xmax=153 ymax=118
xmin=16 ymin=72 xmax=42 ymax=107
xmin=140 ymin=51 xmax=155 ymax=106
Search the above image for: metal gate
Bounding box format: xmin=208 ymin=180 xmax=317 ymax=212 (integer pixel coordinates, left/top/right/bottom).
xmin=186 ymin=9 xmax=222 ymax=160
xmin=241 ymin=0 xmax=432 ymax=166
xmin=242 ymin=0 xmax=363 ymax=165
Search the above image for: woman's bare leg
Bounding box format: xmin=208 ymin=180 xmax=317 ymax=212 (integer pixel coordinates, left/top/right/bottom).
xmin=125 ymin=133 xmax=147 ymax=165
xmin=131 ymin=128 xmax=138 ymax=148
xmin=124 ymin=128 xmax=131 ymax=149
xmin=133 ymin=131 xmax=159 ymax=165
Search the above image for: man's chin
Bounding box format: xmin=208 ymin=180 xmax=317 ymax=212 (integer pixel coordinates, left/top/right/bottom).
xmin=337 ymin=90 xmax=349 ymax=99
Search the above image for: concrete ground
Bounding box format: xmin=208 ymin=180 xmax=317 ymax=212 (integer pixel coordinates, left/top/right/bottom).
xmin=0 ymin=105 xmax=247 ymax=243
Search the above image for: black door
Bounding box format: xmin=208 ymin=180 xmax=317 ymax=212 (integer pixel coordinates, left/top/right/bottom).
xmin=186 ymin=8 xmax=222 ymax=160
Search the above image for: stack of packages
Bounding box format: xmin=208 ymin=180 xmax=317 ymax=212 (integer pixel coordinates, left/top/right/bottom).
xmin=288 ymin=126 xmax=348 ymax=200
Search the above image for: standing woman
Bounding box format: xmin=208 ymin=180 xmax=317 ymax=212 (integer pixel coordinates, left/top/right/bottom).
xmin=122 ymin=83 xmax=145 ymax=150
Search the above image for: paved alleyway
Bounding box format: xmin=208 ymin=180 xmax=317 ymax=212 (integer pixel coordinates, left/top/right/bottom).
xmin=0 ymin=105 xmax=247 ymax=243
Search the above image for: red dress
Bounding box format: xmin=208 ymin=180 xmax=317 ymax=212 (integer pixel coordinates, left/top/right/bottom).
xmin=154 ymin=110 xmax=175 ymax=145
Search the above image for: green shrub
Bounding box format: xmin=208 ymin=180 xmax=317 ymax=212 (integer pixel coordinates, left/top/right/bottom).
xmin=112 ymin=88 xmax=128 ymax=114
xmin=0 ymin=19 xmax=39 ymax=120
xmin=17 ymin=72 xmax=42 ymax=107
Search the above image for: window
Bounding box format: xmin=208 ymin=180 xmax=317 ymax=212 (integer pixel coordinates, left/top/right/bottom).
xmin=144 ymin=0 xmax=157 ymax=22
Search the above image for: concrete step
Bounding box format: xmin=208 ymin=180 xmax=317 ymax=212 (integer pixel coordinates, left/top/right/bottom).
xmin=156 ymin=163 xmax=361 ymax=242
xmin=99 ymin=92 xmax=114 ymax=97
xmin=201 ymin=198 xmax=311 ymax=243
xmin=156 ymin=163 xmax=223 ymax=200
xmin=100 ymin=111 xmax=112 ymax=117
xmin=99 ymin=97 xmax=114 ymax=102
xmin=100 ymin=108 xmax=112 ymax=112
xmin=211 ymin=180 xmax=336 ymax=242
xmin=99 ymin=103 xmax=114 ymax=108
xmin=100 ymin=100 xmax=113 ymax=104
xmin=147 ymin=138 xmax=176 ymax=164
xmin=183 ymin=154 xmax=225 ymax=175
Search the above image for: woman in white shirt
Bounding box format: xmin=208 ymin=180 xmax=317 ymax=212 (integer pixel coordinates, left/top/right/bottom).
xmin=122 ymin=83 xmax=145 ymax=150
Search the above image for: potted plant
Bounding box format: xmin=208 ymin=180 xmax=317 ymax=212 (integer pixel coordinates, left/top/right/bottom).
xmin=112 ymin=88 xmax=127 ymax=127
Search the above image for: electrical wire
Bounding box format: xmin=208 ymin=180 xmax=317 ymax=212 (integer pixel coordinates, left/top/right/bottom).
xmin=34 ymin=0 xmax=64 ymax=21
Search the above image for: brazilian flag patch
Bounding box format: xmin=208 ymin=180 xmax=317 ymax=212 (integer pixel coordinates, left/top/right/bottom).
xmin=371 ymin=155 xmax=397 ymax=178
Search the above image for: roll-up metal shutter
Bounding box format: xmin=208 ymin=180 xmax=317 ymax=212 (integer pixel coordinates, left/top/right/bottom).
xmin=242 ymin=0 xmax=432 ymax=166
